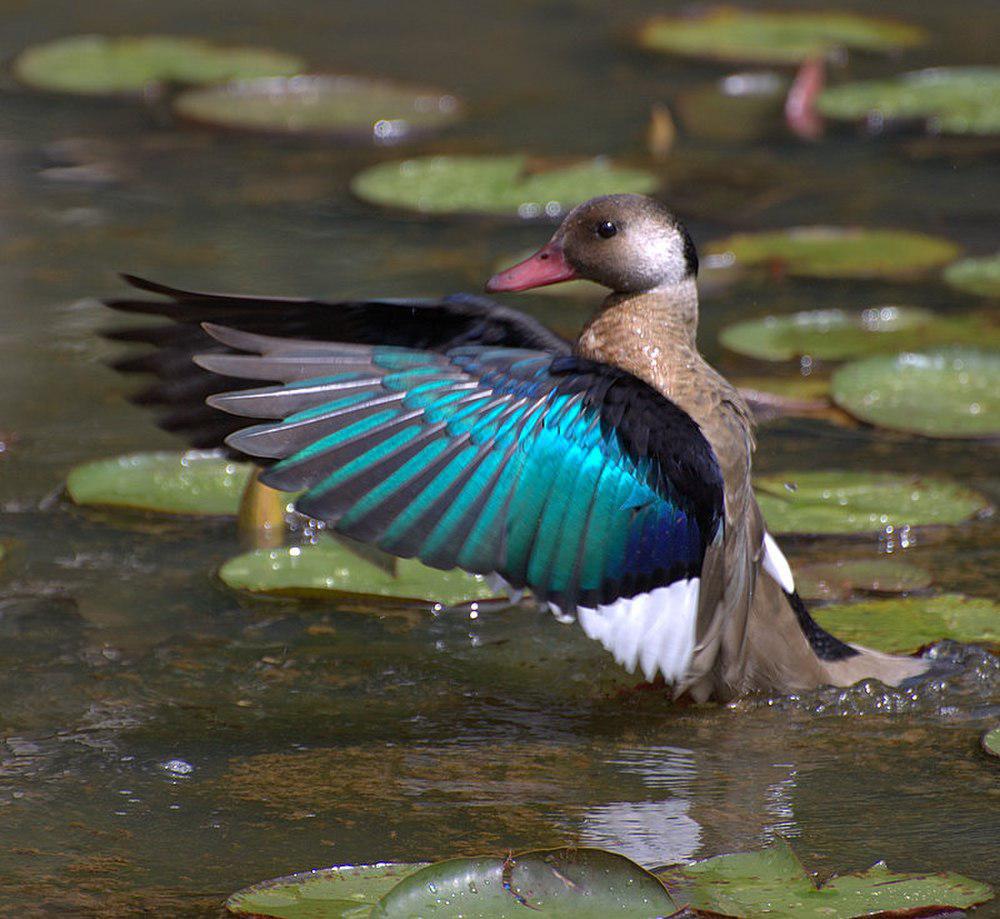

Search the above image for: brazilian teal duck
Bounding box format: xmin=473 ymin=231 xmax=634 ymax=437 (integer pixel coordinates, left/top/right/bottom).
xmin=107 ymin=194 xmax=928 ymax=701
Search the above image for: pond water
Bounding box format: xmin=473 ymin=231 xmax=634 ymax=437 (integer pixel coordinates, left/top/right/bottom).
xmin=0 ymin=0 xmax=997 ymax=914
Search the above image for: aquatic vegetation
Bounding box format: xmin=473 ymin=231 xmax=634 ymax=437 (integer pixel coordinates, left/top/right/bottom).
xmin=944 ymin=252 xmax=1000 ymax=298
xmin=831 ymin=348 xmax=1000 ymax=438
xmin=636 ymin=10 xmax=926 ymax=65
xmin=350 ymin=155 xmax=660 ymax=217
xmin=794 ymin=558 xmax=932 ymax=601
xmin=983 ymin=727 xmax=1000 ymax=759
xmin=173 ymin=76 xmax=462 ymax=142
xmin=754 ymin=471 xmax=989 ymax=535
xmin=12 ymin=34 xmax=304 ymax=97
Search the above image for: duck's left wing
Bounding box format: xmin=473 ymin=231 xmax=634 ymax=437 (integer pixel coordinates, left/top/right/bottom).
xmin=199 ymin=325 xmax=725 ymax=683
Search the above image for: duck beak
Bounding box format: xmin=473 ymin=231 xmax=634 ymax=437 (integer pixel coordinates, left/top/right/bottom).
xmin=486 ymin=242 xmax=579 ymax=292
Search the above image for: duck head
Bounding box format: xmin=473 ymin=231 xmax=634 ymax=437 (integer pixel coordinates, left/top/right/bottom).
xmin=487 ymin=194 xmax=698 ymax=294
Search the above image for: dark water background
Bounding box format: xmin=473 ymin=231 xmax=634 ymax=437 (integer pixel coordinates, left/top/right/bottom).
xmin=0 ymin=0 xmax=997 ymax=914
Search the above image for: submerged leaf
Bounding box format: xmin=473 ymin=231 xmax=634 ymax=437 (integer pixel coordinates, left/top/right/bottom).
xmin=350 ymin=155 xmax=660 ymax=218
xmin=832 ymin=348 xmax=1000 ymax=438
xmin=218 ymin=538 xmax=499 ymax=606
xmin=12 ymin=34 xmax=304 ymax=96
xmin=706 ymin=227 xmax=960 ymax=279
xmin=755 ymin=470 xmax=989 ymax=535
xmin=795 ymin=559 xmax=932 ymax=601
xmin=173 ymin=75 xmax=461 ymax=141
xmin=658 ymin=840 xmax=993 ymax=917
xmin=818 ymin=67 xmax=1000 ymax=136
xmin=812 ymin=594 xmax=999 ymax=652
xmin=636 ymin=9 xmax=925 ymax=65
xmin=66 ymin=451 xmax=254 ymax=516
xmin=944 ymin=252 xmax=1000 ymax=298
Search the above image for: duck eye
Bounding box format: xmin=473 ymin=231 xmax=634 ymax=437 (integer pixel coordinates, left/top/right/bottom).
xmin=596 ymin=220 xmax=617 ymax=239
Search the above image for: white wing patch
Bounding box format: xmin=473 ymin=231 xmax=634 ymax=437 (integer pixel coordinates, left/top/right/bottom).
xmin=575 ymin=579 xmax=700 ymax=684
xmin=762 ymin=532 xmax=795 ymax=593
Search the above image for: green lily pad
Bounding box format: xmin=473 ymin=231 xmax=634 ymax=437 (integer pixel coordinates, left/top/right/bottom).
xmin=812 ymin=594 xmax=999 ymax=653
xmin=983 ymin=727 xmax=1000 ymax=759
xmin=218 ymin=537 xmax=499 ymax=606
xmin=706 ymin=227 xmax=960 ymax=279
xmin=173 ymin=75 xmax=461 ymax=141
xmin=818 ymin=67 xmax=1000 ymax=136
xmin=658 ymin=840 xmax=992 ymax=918
xmin=944 ymin=252 xmax=1000 ymax=298
xmin=755 ymin=471 xmax=989 ymax=535
xmin=350 ymin=155 xmax=660 ymax=218
xmin=372 ymin=848 xmax=677 ymax=918
xmin=720 ymin=306 xmax=998 ymax=362
xmin=636 ymin=10 xmax=925 ymax=66
xmin=12 ymin=34 xmax=305 ymax=97
xmin=226 ymin=863 xmax=429 ymax=919
xmin=795 ymin=559 xmax=932 ymax=601
xmin=832 ymin=348 xmax=1000 ymax=438
xmin=66 ymin=451 xmax=255 ymax=516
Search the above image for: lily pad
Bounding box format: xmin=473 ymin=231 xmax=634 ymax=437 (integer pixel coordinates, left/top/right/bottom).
xmin=66 ymin=451 xmax=254 ymax=516
xmin=944 ymin=252 xmax=1000 ymax=298
xmin=832 ymin=348 xmax=1000 ymax=438
xmin=658 ymin=840 xmax=992 ymax=917
xmin=983 ymin=727 xmax=1000 ymax=759
xmin=812 ymin=594 xmax=999 ymax=653
xmin=218 ymin=538 xmax=500 ymax=606
xmin=706 ymin=227 xmax=960 ymax=279
xmin=350 ymin=155 xmax=660 ymax=218
xmin=173 ymin=76 xmax=461 ymax=141
xmin=636 ymin=10 xmax=926 ymax=66
xmin=226 ymin=863 xmax=429 ymax=919
xmin=720 ymin=306 xmax=998 ymax=362
xmin=755 ymin=471 xmax=989 ymax=535
xmin=372 ymin=848 xmax=677 ymax=918
xmin=795 ymin=559 xmax=932 ymax=601
xmin=12 ymin=34 xmax=305 ymax=97
xmin=818 ymin=67 xmax=1000 ymax=136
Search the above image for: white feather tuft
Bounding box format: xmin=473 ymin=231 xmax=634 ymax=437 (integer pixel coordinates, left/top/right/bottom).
xmin=762 ymin=532 xmax=795 ymax=593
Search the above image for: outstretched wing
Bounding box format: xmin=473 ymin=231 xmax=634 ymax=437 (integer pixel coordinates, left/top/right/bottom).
xmin=104 ymin=275 xmax=571 ymax=449
xmin=199 ymin=324 xmax=725 ymax=684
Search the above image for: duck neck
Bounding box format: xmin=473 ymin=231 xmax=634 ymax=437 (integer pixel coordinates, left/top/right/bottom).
xmin=574 ymin=278 xmax=702 ymax=392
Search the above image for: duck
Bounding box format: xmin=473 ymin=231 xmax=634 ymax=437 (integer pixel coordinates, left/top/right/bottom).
xmin=106 ymin=193 xmax=929 ymax=701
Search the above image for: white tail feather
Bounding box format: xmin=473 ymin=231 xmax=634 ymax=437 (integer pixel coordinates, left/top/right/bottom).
xmin=762 ymin=532 xmax=795 ymax=593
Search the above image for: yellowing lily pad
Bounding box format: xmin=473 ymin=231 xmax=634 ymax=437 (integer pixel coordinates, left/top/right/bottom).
xmin=218 ymin=538 xmax=499 ymax=606
xmin=706 ymin=227 xmax=960 ymax=279
xmin=658 ymin=840 xmax=993 ymax=918
xmin=226 ymin=863 xmax=429 ymax=919
xmin=636 ymin=10 xmax=926 ymax=66
xmin=818 ymin=67 xmax=1000 ymax=136
xmin=720 ymin=306 xmax=999 ymax=362
xmin=944 ymin=252 xmax=1000 ymax=298
xmin=12 ymin=35 xmax=305 ymax=97
xmin=832 ymin=348 xmax=1000 ymax=438
xmin=795 ymin=559 xmax=932 ymax=602
xmin=173 ymin=75 xmax=461 ymax=141
xmin=812 ymin=594 xmax=999 ymax=653
xmin=755 ymin=471 xmax=989 ymax=535
xmin=66 ymin=451 xmax=254 ymax=516
xmin=350 ymin=155 xmax=660 ymax=218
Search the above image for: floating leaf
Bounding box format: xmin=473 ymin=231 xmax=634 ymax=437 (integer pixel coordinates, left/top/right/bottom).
xmin=983 ymin=727 xmax=1000 ymax=759
xmin=636 ymin=10 xmax=925 ymax=65
xmin=226 ymin=863 xmax=429 ymax=919
xmin=832 ymin=348 xmax=1000 ymax=438
xmin=818 ymin=67 xmax=1000 ymax=136
xmin=372 ymin=848 xmax=677 ymax=918
xmin=12 ymin=34 xmax=304 ymax=97
xmin=706 ymin=227 xmax=960 ymax=279
xmin=218 ymin=538 xmax=499 ymax=606
xmin=755 ymin=471 xmax=989 ymax=535
xmin=66 ymin=451 xmax=254 ymax=516
xmin=350 ymin=155 xmax=660 ymax=218
xmin=658 ymin=840 xmax=993 ymax=917
xmin=173 ymin=75 xmax=461 ymax=141
xmin=720 ymin=306 xmax=998 ymax=361
xmin=812 ymin=594 xmax=999 ymax=653
xmin=944 ymin=252 xmax=1000 ymax=298
xmin=795 ymin=559 xmax=932 ymax=601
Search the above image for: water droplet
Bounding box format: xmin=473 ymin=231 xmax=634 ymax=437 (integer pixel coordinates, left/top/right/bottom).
xmin=160 ymin=758 xmax=194 ymax=777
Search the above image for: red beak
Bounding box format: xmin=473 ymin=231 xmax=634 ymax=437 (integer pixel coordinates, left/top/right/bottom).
xmin=486 ymin=242 xmax=579 ymax=292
